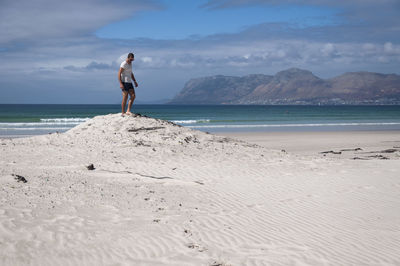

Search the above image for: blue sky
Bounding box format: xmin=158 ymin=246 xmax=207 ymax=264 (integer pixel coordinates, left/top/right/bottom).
xmin=0 ymin=0 xmax=399 ymax=103
xmin=96 ymin=1 xmax=340 ymax=39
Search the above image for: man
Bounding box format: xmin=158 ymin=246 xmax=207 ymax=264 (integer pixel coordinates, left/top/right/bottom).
xmin=118 ymin=53 xmax=139 ymax=116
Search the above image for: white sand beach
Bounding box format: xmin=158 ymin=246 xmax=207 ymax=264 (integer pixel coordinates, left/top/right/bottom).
xmin=218 ymin=130 xmax=400 ymax=157
xmin=1 ymin=114 xmax=400 ymax=266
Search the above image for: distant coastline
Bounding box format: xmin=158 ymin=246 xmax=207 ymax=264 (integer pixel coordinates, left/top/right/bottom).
xmin=169 ymin=68 xmax=400 ymax=105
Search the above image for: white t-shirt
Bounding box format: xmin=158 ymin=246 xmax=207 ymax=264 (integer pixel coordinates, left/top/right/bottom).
xmin=120 ymin=61 xmax=132 ymax=83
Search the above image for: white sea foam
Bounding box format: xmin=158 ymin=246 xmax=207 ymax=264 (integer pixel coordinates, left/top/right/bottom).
xmin=0 ymin=122 xmax=82 ymax=127
xmin=40 ymin=118 xmax=90 ymax=122
xmin=189 ymin=122 xmax=400 ymax=128
xmin=0 ymin=117 xmax=90 ymax=129
xmin=171 ymin=119 xmax=210 ymax=124
xmin=2 ymin=121 xmax=400 ymax=131
xmin=1 ymin=127 xmax=71 ymax=131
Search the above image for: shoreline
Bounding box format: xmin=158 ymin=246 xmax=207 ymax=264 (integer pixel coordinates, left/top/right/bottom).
xmin=2 ymin=105 xmax=400 ymax=138
xmin=2 ymin=126 xmax=400 ymax=139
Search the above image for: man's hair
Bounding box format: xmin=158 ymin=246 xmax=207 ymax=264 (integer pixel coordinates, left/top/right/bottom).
xmin=127 ymin=53 xmax=134 ymax=58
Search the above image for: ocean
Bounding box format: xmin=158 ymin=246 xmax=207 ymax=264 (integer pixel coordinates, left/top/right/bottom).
xmin=1 ymin=104 xmax=400 ymax=137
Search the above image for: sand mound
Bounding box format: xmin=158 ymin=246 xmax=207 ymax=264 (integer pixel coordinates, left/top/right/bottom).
xmin=67 ymin=113 xmax=216 ymax=146
xmin=61 ymin=113 xmax=263 ymax=154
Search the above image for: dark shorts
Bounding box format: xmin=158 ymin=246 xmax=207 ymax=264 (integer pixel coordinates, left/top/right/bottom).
xmin=122 ymin=82 xmax=134 ymax=92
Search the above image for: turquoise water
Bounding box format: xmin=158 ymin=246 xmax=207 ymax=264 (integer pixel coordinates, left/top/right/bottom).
xmin=1 ymin=104 xmax=400 ymax=136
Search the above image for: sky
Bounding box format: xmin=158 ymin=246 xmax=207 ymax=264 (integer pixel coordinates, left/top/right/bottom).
xmin=0 ymin=0 xmax=399 ymax=104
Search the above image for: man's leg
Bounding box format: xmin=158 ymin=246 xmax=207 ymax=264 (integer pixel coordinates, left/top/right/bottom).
xmin=126 ymin=89 xmax=136 ymax=115
xmin=121 ymin=90 xmax=129 ymax=115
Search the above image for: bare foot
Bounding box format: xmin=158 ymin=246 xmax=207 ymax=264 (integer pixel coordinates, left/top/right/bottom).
xmin=126 ymin=111 xmax=133 ymax=115
xmin=121 ymin=113 xmax=126 ymax=117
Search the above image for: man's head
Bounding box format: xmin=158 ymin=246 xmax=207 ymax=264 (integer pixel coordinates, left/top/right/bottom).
xmin=127 ymin=53 xmax=134 ymax=63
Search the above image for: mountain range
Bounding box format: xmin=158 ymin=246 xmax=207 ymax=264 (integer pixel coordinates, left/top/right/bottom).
xmin=168 ymin=68 xmax=400 ymax=105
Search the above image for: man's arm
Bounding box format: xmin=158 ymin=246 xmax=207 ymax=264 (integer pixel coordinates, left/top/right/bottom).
xmin=131 ymin=73 xmax=138 ymax=87
xmin=118 ymin=68 xmax=124 ymax=89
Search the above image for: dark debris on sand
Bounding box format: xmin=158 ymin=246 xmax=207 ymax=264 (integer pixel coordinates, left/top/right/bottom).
xmin=320 ymin=150 xmax=342 ymax=155
xmin=320 ymin=146 xmax=398 ymax=160
xmin=13 ymin=174 xmax=28 ymax=183
xmin=340 ymin=148 xmax=362 ymax=152
xmin=127 ymin=126 xmax=165 ymax=132
xmin=367 ymin=155 xmax=389 ymax=160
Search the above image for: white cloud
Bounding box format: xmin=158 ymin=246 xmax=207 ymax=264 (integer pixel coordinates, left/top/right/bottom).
xmin=2 ymin=34 xmax=399 ymax=75
xmin=321 ymin=43 xmax=336 ymax=57
xmin=0 ymin=0 xmax=160 ymax=44
xmin=384 ymin=42 xmax=400 ymax=55
xmin=141 ymin=56 xmax=153 ymax=63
